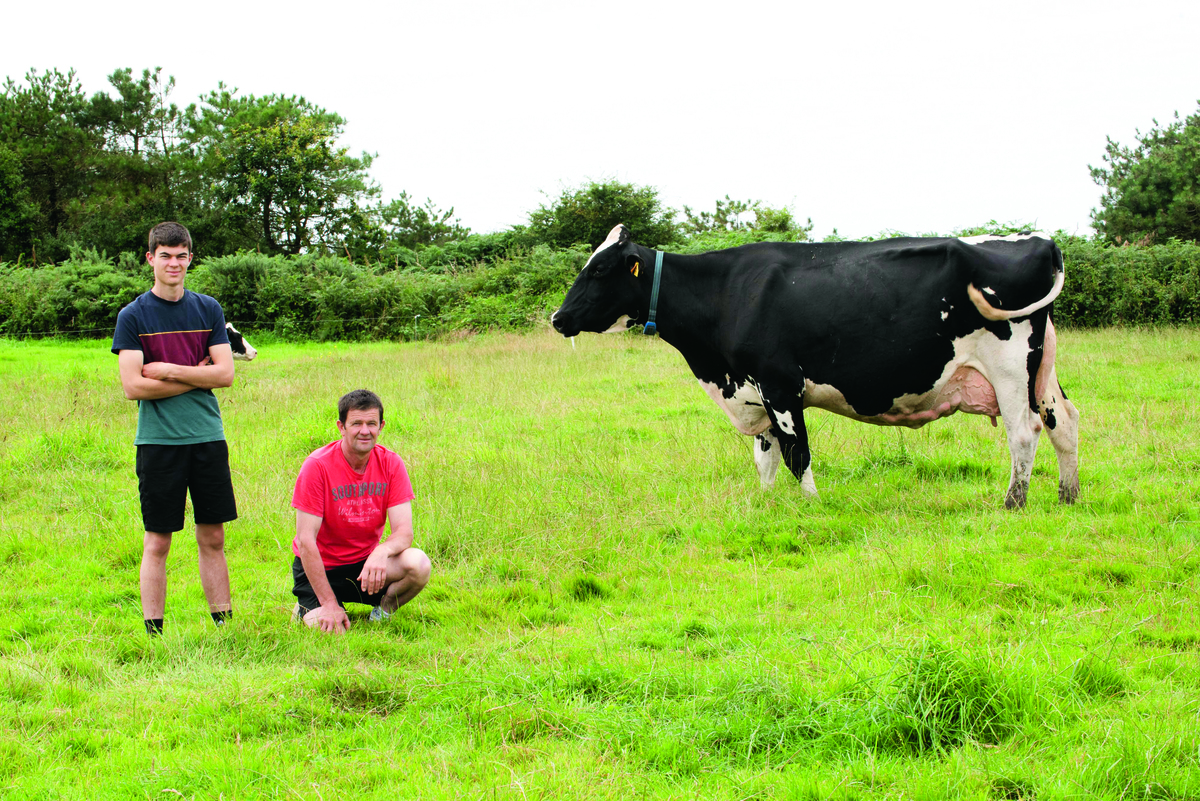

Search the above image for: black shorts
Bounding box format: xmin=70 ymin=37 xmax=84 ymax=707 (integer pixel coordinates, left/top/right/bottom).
xmin=136 ymin=440 xmax=238 ymax=533
xmin=292 ymin=556 xmax=385 ymax=615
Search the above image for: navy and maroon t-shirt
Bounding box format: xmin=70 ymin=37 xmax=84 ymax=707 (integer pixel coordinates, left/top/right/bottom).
xmin=112 ymin=289 xmax=230 ymax=445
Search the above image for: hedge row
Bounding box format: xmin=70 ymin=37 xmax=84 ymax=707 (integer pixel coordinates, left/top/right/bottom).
xmin=0 ymin=244 xmax=589 ymax=340
xmin=1055 ymin=237 xmax=1200 ymax=326
xmin=0 ymin=236 xmax=1197 ymax=340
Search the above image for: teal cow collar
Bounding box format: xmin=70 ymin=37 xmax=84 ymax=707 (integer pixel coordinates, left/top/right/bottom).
xmin=643 ymin=250 xmax=663 ymax=336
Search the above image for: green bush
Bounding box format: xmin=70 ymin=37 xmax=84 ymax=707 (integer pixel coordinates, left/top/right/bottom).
xmin=187 ymin=243 xmax=584 ymax=341
xmin=673 ymin=228 xmax=810 ymax=254
xmin=526 ymin=180 xmax=679 ymax=250
xmin=1056 ymin=236 xmax=1200 ymax=326
xmin=0 ymin=232 xmax=1196 ymax=340
xmin=0 ymin=247 xmax=145 ymax=336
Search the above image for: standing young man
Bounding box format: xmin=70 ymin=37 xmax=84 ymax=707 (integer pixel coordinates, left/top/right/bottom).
xmin=112 ymin=222 xmax=238 ymax=635
xmin=291 ymin=389 xmax=431 ymax=634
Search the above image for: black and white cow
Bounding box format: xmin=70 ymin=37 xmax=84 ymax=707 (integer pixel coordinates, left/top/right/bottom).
xmin=551 ymin=225 xmax=1080 ymax=509
xmin=226 ymin=322 xmax=257 ymax=361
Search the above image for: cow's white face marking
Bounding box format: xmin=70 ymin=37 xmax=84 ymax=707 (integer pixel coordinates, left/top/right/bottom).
xmin=226 ymin=323 xmax=257 ymax=361
xmin=941 ymin=311 xmax=949 ymax=321
xmin=958 ymin=232 xmax=1050 ymax=244
xmin=603 ymin=315 xmax=631 ymax=333
xmin=582 ymin=225 xmax=625 ymax=271
xmin=983 ymin=287 xmax=996 ymax=295
xmin=699 ymin=379 xmax=771 ymax=436
xmin=774 ymin=409 xmax=796 ymax=437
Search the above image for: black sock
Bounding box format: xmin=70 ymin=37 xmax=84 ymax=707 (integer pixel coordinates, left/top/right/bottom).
xmin=145 ymin=618 xmax=164 ymax=635
xmin=211 ymin=610 xmax=232 ymax=626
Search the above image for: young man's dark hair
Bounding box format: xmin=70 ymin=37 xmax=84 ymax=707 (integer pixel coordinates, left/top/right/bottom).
xmin=148 ymin=221 xmax=193 ymax=254
xmin=338 ymin=389 xmax=385 ymax=424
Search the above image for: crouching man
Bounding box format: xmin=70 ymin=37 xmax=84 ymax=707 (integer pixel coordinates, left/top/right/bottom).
xmin=291 ymin=389 xmax=431 ymax=633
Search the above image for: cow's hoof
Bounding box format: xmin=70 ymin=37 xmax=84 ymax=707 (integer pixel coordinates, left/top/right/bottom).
xmin=799 ymin=467 xmax=818 ymax=498
xmin=1059 ymin=481 xmax=1079 ymax=504
xmin=1004 ymin=482 xmax=1028 ymax=510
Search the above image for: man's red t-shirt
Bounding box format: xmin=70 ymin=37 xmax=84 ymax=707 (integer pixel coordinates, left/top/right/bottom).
xmin=291 ymin=442 xmax=415 ymax=567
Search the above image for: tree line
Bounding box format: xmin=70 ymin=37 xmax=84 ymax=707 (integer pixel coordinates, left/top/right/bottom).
xmin=0 ymin=67 xmax=815 ymax=267
xmin=1 ymin=66 xmax=1198 ymax=339
xmin=2 ymin=63 xmax=1080 ymax=267
xmin=3 ymin=65 xmax=1197 ymax=265
xmin=0 ymin=67 xmax=472 ymax=264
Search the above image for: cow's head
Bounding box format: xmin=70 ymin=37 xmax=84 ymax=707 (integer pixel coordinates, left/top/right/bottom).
xmin=551 ymin=224 xmax=646 ymax=337
xmin=226 ymin=323 xmax=258 ymax=361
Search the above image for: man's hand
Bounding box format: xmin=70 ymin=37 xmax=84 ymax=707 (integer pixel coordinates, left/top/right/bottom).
xmin=141 ymin=349 xmax=231 ymax=387
xmin=359 ymin=544 xmax=393 ymax=595
xmin=305 ymin=604 xmax=351 ymax=634
xmin=141 ymin=361 xmax=176 ymax=381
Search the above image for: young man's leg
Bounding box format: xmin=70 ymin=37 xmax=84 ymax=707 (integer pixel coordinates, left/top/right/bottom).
xmin=140 ymin=531 xmax=173 ymax=628
xmin=380 ymin=548 xmax=432 ymax=613
xmin=195 ymin=523 xmax=232 ymax=619
xmin=190 ymin=441 xmax=238 ymax=624
xmin=137 ymin=444 xmax=188 ymax=634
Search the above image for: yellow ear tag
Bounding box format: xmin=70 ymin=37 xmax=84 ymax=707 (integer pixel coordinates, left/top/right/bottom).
xmin=631 ymin=261 xmax=640 ymax=277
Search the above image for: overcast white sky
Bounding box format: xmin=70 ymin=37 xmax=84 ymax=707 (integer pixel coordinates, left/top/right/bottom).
xmin=4 ymin=0 xmax=1198 ymax=240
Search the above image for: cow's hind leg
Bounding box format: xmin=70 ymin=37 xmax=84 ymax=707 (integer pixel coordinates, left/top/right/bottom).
xmin=1034 ymin=319 xmax=1080 ymax=503
xmin=754 ymin=428 xmax=783 ymax=488
xmin=991 ymin=366 xmax=1043 ymax=510
xmin=1038 ymin=377 xmax=1081 ymax=504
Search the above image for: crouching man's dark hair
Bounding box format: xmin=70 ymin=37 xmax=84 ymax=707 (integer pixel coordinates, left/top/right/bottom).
xmin=338 ymin=389 xmax=384 ymax=424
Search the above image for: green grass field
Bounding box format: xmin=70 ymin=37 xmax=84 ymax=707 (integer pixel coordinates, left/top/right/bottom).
xmin=1 ymin=327 xmax=1198 ymax=800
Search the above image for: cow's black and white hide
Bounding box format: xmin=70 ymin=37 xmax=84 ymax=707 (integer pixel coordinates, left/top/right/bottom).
xmin=551 ymin=225 xmax=1080 ymax=509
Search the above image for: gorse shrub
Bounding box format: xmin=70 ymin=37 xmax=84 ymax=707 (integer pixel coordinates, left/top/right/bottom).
xmin=527 ymin=180 xmax=679 ymax=249
xmin=0 ymin=233 xmax=1198 ymax=339
xmin=0 ymin=247 xmax=145 ymax=335
xmin=1057 ymin=236 xmax=1200 ymax=325
xmin=0 ymin=243 xmax=586 ymax=340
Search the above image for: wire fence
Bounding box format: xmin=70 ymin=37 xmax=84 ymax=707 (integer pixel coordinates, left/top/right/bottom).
xmin=0 ymin=313 xmax=432 ymax=341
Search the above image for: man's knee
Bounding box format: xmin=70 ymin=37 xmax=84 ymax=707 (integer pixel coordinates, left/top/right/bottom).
xmin=399 ymin=548 xmax=432 ymax=587
xmin=195 ymin=523 xmax=226 ymax=552
xmin=143 ymin=531 xmax=172 ymax=560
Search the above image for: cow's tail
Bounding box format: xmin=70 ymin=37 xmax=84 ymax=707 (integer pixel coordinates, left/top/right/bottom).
xmin=967 ymin=247 xmax=1064 ymax=321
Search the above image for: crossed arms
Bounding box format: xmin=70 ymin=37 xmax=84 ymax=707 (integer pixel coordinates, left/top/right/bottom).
xmin=117 ymin=344 xmax=235 ymax=400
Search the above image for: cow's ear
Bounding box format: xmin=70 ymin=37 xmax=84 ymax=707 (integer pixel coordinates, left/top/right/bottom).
xmin=617 ymin=225 xmax=631 ymax=246
xmin=626 ymin=254 xmax=641 ymax=277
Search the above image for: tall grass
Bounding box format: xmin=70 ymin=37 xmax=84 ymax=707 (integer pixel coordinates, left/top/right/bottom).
xmin=0 ymin=328 xmax=1198 ymax=798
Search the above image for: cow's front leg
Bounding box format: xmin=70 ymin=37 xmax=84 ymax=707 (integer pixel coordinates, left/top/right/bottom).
xmin=754 ymin=428 xmax=783 ymax=488
xmin=757 ymin=382 xmax=817 ymax=498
